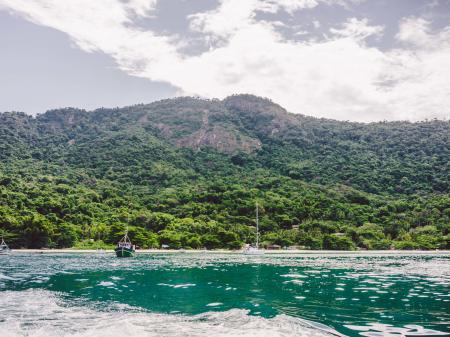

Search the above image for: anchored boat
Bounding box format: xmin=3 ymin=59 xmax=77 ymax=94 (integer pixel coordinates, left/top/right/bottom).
xmin=115 ymin=231 xmax=135 ymax=257
xmin=243 ymin=203 xmax=265 ymax=255
xmin=0 ymin=237 xmax=11 ymax=255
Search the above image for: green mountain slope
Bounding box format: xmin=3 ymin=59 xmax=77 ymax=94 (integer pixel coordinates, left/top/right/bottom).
xmin=0 ymin=95 xmax=449 ymax=249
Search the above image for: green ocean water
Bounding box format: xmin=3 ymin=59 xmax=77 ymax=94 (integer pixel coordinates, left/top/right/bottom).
xmin=0 ymin=252 xmax=449 ymax=337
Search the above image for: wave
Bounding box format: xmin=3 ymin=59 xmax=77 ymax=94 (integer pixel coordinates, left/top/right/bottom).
xmin=0 ymin=289 xmax=343 ymax=337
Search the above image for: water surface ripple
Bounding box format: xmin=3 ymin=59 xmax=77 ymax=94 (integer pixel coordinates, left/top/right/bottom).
xmin=0 ymin=252 xmax=449 ymax=337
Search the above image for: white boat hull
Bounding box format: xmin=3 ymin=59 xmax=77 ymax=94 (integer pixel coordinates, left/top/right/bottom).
xmin=243 ymin=248 xmax=265 ymax=255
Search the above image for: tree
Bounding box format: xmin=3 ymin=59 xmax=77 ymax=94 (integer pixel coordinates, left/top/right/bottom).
xmin=54 ymin=223 xmax=79 ymax=248
xmin=22 ymin=214 xmax=55 ymax=248
xmin=201 ymin=234 xmax=221 ymax=250
xmin=323 ymin=234 xmax=355 ymax=250
xmin=158 ymin=230 xmax=182 ymax=249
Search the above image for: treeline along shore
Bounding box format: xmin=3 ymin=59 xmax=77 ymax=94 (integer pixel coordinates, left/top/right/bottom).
xmin=11 ymin=249 xmax=450 ymax=254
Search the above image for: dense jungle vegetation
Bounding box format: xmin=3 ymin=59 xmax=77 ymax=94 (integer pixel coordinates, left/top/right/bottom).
xmin=0 ymin=95 xmax=449 ymax=250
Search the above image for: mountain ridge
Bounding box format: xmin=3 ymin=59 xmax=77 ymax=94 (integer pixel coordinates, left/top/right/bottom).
xmin=0 ymin=94 xmax=449 ymax=250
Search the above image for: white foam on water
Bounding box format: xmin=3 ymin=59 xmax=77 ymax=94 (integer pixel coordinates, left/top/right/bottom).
xmin=0 ymin=273 xmax=17 ymax=281
xmin=284 ymin=280 xmax=304 ymax=285
xmin=158 ymin=283 xmax=196 ymax=289
xmin=345 ymin=323 xmax=449 ymax=337
xmin=206 ymin=302 xmax=223 ymax=307
xmin=173 ymin=283 xmax=196 ymax=289
xmin=281 ymin=274 xmax=308 ymax=279
xmin=0 ymin=289 xmax=344 ymax=337
xmin=98 ymin=281 xmax=114 ymax=287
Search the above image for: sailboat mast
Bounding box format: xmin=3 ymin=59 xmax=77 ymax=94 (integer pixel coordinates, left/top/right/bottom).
xmin=256 ymin=203 xmax=259 ymax=249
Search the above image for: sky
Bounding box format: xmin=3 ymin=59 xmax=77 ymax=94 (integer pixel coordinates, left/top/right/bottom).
xmin=1 ymin=0 xmax=450 ymax=122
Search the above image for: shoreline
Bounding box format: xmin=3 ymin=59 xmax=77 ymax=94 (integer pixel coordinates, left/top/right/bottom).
xmin=8 ymin=249 xmax=450 ymax=255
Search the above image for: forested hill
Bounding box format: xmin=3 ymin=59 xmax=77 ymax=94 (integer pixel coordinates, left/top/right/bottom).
xmin=1 ymin=94 xmax=449 ymax=250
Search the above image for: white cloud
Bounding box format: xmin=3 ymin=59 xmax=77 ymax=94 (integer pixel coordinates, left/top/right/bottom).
xmin=0 ymin=0 xmax=449 ymax=121
xmin=384 ymin=17 xmax=450 ymax=120
xmin=396 ymin=16 xmax=450 ymax=49
xmin=125 ymin=0 xmax=158 ymax=17
xmin=0 ymin=0 xmax=179 ymax=75
xmin=256 ymin=0 xmax=364 ymax=14
xmin=189 ymin=0 xmax=258 ymax=39
xmin=330 ymin=17 xmax=383 ymax=40
xmin=257 ymin=0 xmax=320 ymax=13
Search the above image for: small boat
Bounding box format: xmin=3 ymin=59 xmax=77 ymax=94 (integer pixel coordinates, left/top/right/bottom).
xmin=243 ymin=246 xmax=265 ymax=255
xmin=115 ymin=231 xmax=135 ymax=258
xmin=0 ymin=237 xmax=11 ymax=255
xmin=243 ymin=203 xmax=265 ymax=255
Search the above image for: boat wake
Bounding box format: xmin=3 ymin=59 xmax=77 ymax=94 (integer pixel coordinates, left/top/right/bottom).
xmin=0 ymin=289 xmax=343 ymax=337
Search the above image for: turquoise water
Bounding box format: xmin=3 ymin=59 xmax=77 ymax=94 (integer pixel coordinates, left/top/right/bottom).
xmin=0 ymin=252 xmax=449 ymax=337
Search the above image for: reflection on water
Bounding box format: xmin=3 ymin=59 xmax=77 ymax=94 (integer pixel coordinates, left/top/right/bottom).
xmin=0 ymin=252 xmax=449 ymax=337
